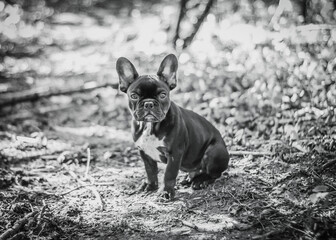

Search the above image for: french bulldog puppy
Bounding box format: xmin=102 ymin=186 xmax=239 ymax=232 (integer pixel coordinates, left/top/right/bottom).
xmin=116 ymin=54 xmax=229 ymax=200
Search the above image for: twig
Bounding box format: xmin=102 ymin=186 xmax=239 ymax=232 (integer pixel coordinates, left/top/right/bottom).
xmin=37 ymin=201 xmax=47 ymax=223
xmin=59 ymin=182 xmax=115 ymax=196
xmin=60 ymin=185 xmax=92 ymax=196
xmin=269 ymin=0 xmax=290 ymax=25
xmin=16 ymin=135 xmax=40 ymax=144
xmin=37 ymin=222 xmax=47 ymax=237
xmin=35 ymin=202 xmax=47 ymax=237
xmin=13 ymin=185 xmax=55 ymax=196
xmin=62 ymin=165 xmax=105 ymax=210
xmin=146 ymin=201 xmax=162 ymax=211
xmin=0 ymin=211 xmax=38 ymax=240
xmin=0 ymin=82 xmax=118 ymax=108
xmin=181 ymin=220 xmax=227 ymax=232
xmin=40 ymin=155 xmax=59 ymax=161
xmin=181 ymin=220 xmax=199 ymax=231
xmin=84 ymin=148 xmax=91 ymax=179
xmin=322 ymin=158 xmax=336 ymax=170
xmin=226 ymin=191 xmax=249 ymax=214
xmin=291 ymin=142 xmax=309 ymax=153
xmin=284 ymin=223 xmax=312 ymax=237
xmin=252 ymin=229 xmax=283 ymax=240
xmin=229 ymin=150 xmax=272 ymax=156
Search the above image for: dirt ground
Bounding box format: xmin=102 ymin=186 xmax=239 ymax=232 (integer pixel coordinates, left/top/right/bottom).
xmin=1 ymin=107 xmax=336 ymax=240
xmin=1 ymin=0 xmax=336 ymax=239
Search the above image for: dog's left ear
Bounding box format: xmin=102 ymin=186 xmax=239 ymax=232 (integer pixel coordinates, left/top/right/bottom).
xmin=157 ymin=54 xmax=178 ymax=90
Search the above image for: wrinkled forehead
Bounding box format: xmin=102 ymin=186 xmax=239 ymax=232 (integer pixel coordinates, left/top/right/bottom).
xmin=129 ymin=75 xmax=169 ymax=93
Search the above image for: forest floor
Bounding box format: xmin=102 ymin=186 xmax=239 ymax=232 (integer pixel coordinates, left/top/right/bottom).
xmin=1 ymin=0 xmax=336 ymax=239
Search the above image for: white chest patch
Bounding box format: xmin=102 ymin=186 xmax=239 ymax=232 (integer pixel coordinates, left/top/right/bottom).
xmin=135 ymin=123 xmax=165 ymax=161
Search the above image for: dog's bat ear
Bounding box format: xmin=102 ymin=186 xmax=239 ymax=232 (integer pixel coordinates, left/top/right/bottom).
xmin=116 ymin=57 xmax=139 ymax=93
xmin=157 ymin=54 xmax=178 ymax=90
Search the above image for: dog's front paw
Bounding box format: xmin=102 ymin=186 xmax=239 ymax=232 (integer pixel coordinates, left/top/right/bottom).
xmin=180 ymin=174 xmax=192 ymax=187
xmin=139 ymin=181 xmax=158 ymax=192
xmin=191 ymin=174 xmax=215 ymax=190
xmin=157 ymin=186 xmax=175 ymax=201
xmin=191 ymin=181 xmax=210 ymax=190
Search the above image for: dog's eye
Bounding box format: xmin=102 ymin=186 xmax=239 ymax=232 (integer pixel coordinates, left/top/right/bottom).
xmin=159 ymin=93 xmax=166 ymax=99
xmin=130 ymin=94 xmax=139 ymax=100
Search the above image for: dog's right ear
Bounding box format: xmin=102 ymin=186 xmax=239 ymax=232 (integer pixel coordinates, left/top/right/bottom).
xmin=116 ymin=57 xmax=139 ymax=93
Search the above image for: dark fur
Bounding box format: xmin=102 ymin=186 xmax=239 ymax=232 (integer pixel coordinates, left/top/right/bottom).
xmin=116 ymin=54 xmax=230 ymax=200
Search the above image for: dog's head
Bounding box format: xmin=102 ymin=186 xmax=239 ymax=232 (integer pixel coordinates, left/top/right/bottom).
xmin=116 ymin=54 xmax=178 ymax=122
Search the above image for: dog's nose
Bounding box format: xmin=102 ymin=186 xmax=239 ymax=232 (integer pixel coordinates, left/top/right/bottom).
xmin=144 ymin=102 xmax=154 ymax=109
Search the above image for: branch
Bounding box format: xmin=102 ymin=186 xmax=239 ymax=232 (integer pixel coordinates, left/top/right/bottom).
xmin=0 ymin=82 xmax=118 ymax=108
xmin=229 ymin=150 xmax=273 ymax=156
xmin=173 ymin=0 xmax=189 ymax=48
xmin=182 ymin=0 xmax=215 ymax=49
xmin=295 ymin=24 xmax=336 ymax=32
xmin=2 ymin=105 xmax=72 ymax=119
xmin=0 ymin=211 xmax=38 ymax=240
xmin=0 ymin=138 xmax=70 ymax=161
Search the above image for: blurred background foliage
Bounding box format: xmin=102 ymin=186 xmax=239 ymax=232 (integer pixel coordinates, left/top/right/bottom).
xmin=0 ymin=0 xmax=336 ymax=148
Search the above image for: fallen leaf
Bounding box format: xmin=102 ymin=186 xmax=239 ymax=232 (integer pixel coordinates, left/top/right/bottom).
xmin=235 ymin=129 xmax=245 ymax=143
xmin=309 ymin=192 xmax=329 ymax=204
xmin=312 ymin=185 xmax=329 ymax=193
xmin=170 ymin=227 xmax=191 ymax=235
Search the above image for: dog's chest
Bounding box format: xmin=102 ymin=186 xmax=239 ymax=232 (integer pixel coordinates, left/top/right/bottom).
xmin=135 ymin=124 xmax=165 ymax=161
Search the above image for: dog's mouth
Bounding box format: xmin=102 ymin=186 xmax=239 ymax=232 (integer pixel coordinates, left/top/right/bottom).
xmin=134 ymin=111 xmax=164 ymax=122
xmin=143 ymin=113 xmax=158 ymax=122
